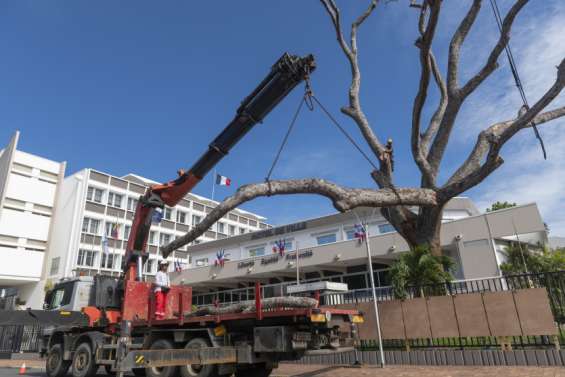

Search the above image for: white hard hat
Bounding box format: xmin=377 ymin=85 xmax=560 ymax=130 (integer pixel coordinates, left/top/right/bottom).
xmin=159 ymin=260 xmax=169 ymax=266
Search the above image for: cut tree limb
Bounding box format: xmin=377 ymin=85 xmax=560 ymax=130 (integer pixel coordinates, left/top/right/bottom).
xmin=161 ymin=178 xmax=436 ymax=257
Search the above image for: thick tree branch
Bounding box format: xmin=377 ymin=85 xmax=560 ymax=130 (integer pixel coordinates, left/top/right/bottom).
xmin=411 ymin=0 xmax=440 ymax=187
xmin=447 ymin=0 xmax=482 ymax=94
xmin=320 ymin=0 xmax=386 ymax=161
xmin=421 ymin=52 xmax=447 ymax=153
xmin=459 ymin=0 xmax=529 ymax=97
xmin=444 ymin=59 xmax=565 ymax=194
xmin=426 ymin=0 xmax=529 ymax=182
xmin=161 ymin=178 xmax=437 ymax=256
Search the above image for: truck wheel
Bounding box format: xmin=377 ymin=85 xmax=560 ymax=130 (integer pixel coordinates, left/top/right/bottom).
xmin=179 ymin=337 xmax=217 ymax=377
xmin=146 ymin=339 xmax=178 ymax=377
xmin=235 ymin=364 xmax=273 ymax=377
xmin=72 ymin=342 xmax=98 ymax=377
xmin=46 ymin=343 xmax=71 ymax=377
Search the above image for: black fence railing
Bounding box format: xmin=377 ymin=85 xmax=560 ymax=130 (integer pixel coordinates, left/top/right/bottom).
xmin=0 ymin=324 xmax=42 ymax=354
xmin=318 ymin=270 xmax=565 ymax=325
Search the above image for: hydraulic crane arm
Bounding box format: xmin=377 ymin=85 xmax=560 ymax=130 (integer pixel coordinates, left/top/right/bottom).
xmin=124 ymin=53 xmax=315 ymax=281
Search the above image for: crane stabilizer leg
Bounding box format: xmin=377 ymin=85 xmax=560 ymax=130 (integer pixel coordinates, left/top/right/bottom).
xmin=123 ymin=53 xmax=316 ymax=281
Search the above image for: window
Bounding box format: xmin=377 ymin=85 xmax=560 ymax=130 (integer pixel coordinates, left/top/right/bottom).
xmin=316 ymin=233 xmax=337 ymax=245
xmin=50 ymin=257 xmax=60 ymax=275
xmin=195 ymin=258 xmax=209 ymax=267
xmin=248 ymin=245 xmax=265 ymax=258
xmin=217 ymin=222 xmax=225 ymax=234
xmin=378 ymin=224 xmax=395 ymax=234
xmin=82 ymin=218 xmax=101 ymax=234
xmin=100 ymin=253 xmax=116 ymax=269
xmin=77 ymin=249 xmax=96 ymax=267
xmin=87 ymin=186 xmax=104 ymax=203
xmin=47 ymin=283 xmax=73 ymax=309
xmin=164 ymin=207 xmax=173 ymax=221
xmin=124 ymin=225 xmax=131 ymax=240
xmin=345 ymin=228 xmax=356 ymax=240
xmin=107 ymin=192 xmax=123 ymax=208
xmin=159 ymin=233 xmax=171 ymax=246
xmin=127 ymin=197 xmax=138 ymax=211
xmin=176 ymin=211 xmax=187 ymax=224
xmin=192 ymin=215 xmax=202 ymax=226
xmin=105 ymin=222 xmax=120 ymax=238
xmin=229 ymin=225 xmax=235 ymax=236
xmin=149 ymin=231 xmax=157 ymax=245
xmin=239 ymin=228 xmax=246 ymax=235
xmin=144 ymin=259 xmax=155 ymax=274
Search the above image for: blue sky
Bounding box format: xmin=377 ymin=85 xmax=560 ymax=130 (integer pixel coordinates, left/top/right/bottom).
xmin=1 ymin=1 xmax=564 ymax=234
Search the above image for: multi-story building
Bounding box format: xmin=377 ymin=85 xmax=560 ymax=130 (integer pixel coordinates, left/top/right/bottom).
xmin=46 ymin=169 xmax=269 ymax=283
xmin=0 ymin=131 xmax=66 ymax=309
xmin=171 ymin=200 xmax=548 ymax=299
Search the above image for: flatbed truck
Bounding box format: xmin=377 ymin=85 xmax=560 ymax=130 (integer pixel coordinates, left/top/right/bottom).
xmin=39 ymin=53 xmax=364 ymax=377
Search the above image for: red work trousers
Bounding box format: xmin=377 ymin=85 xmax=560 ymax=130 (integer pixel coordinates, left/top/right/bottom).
xmin=155 ymin=290 xmax=167 ymax=320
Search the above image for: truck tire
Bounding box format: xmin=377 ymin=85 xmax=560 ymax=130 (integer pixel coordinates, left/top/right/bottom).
xmin=235 ymin=364 xmax=273 ymax=377
xmin=46 ymin=343 xmax=71 ymax=377
xmin=72 ymin=342 xmax=98 ymax=377
xmin=146 ymin=339 xmax=178 ymax=377
xmin=179 ymin=337 xmax=217 ymax=377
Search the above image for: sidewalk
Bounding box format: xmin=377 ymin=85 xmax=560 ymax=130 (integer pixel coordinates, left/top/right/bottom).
xmin=2 ymin=359 xmax=564 ymax=376
xmin=0 ymin=359 xmax=44 ymax=370
xmin=272 ymin=364 xmax=565 ymax=377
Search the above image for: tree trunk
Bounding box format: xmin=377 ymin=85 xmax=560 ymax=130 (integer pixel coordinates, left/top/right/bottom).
xmin=381 ymin=204 xmax=444 ymax=256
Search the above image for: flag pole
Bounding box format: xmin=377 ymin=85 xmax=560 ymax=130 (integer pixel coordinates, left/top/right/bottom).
xmin=211 ymin=167 xmax=216 ymax=201
xmin=353 ymin=210 xmax=385 ymax=368
xmin=295 ymin=240 xmax=300 ymax=285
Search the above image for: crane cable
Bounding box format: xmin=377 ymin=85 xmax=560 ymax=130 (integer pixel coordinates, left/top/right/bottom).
xmin=489 ymin=0 xmax=547 ymax=159
xmin=264 ymin=77 xmax=380 ymax=185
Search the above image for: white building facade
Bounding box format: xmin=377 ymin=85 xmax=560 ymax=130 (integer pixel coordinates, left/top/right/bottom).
xmin=45 ymin=169 xmax=270 ymax=284
xmin=171 ymin=200 xmax=548 ymax=298
xmin=0 ymin=131 xmax=66 ymax=309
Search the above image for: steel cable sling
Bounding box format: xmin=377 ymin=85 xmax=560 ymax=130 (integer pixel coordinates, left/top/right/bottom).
xmin=265 ymin=77 xmax=379 ymax=184
xmin=489 ymin=0 xmax=547 ymax=159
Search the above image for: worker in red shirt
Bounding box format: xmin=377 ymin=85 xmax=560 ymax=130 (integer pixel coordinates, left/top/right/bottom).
xmin=154 ymin=260 xmax=170 ymax=320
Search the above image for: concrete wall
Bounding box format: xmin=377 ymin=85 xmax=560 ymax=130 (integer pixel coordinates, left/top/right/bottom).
xmin=45 ymin=170 xmax=87 ymax=281
xmin=0 ymin=133 xmax=66 ymax=308
xmin=0 ymin=132 xmax=18 ymax=222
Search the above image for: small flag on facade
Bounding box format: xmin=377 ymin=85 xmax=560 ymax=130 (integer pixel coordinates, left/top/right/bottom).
xmin=215 ymin=174 xmax=231 ymax=186
xmin=174 ymin=260 xmax=182 ymax=272
xmin=111 ymin=223 xmax=119 ymax=239
xmin=102 ymin=235 xmax=110 ymax=255
xmin=354 ymin=224 xmax=366 ymax=244
xmin=272 ymin=239 xmax=286 ymax=256
xmin=152 ymin=208 xmax=163 ymax=224
xmin=215 ymin=249 xmax=226 ymax=267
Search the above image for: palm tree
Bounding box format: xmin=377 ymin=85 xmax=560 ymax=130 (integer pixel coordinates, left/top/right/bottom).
xmin=390 ymin=245 xmax=454 ymax=299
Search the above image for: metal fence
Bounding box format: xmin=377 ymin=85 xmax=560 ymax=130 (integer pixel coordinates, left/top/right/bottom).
xmin=0 ymin=324 xmax=42 ymax=354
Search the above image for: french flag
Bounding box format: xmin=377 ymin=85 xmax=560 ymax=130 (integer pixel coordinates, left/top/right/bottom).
xmin=216 ymin=174 xmax=231 ymax=186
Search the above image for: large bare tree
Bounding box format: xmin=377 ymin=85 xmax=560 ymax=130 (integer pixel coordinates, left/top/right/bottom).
xmin=163 ymin=0 xmax=565 ymax=257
